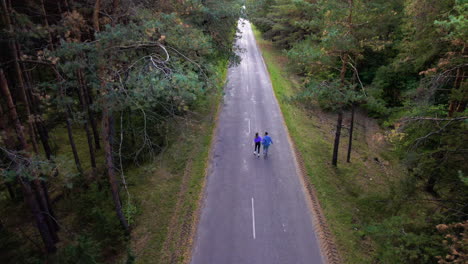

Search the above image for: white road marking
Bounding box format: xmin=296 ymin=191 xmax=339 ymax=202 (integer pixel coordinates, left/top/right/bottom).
xmin=242 ymin=159 xmax=248 ymax=171
xmin=251 ymin=197 xmax=256 ymax=239
xmin=248 ymin=118 xmax=251 ymax=134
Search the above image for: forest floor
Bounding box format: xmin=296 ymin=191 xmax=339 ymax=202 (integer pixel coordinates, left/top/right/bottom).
xmin=252 ymin=27 xmax=407 ymax=263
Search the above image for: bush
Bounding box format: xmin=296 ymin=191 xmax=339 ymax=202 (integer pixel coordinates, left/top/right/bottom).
xmin=54 ymin=236 xmax=101 ymax=264
xmin=65 ymin=184 xmax=127 ymax=257
xmin=365 ymin=216 xmax=445 ymax=263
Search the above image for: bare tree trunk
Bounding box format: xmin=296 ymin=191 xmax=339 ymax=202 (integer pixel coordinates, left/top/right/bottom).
xmin=21 ymin=178 xmax=57 ymax=253
xmin=448 ymin=44 xmax=466 ymax=117
xmin=347 ymin=104 xmax=355 ymax=163
xmin=340 ymin=54 xmax=348 ymax=86
xmin=112 ymin=0 xmax=119 ymax=26
xmin=1 ymin=68 xmax=57 ymax=253
xmin=0 ymin=102 xmax=18 ymax=201
xmin=332 ymin=111 xmax=343 ymax=167
xmin=113 ymin=0 xmax=119 ymax=12
xmin=65 ymin=106 xmax=83 ymax=175
xmin=0 ymin=95 xmax=17 ymax=155
xmin=77 ymin=69 xmax=97 ymax=169
xmin=93 ymin=0 xmax=101 ymax=32
xmin=2 ymin=0 xmax=39 ymax=153
xmin=32 ymin=180 xmax=59 ymax=243
xmin=0 ymin=69 xmax=28 ymax=150
xmin=40 ymin=0 xmax=54 ymax=50
xmin=5 ymin=182 xmax=16 ymax=200
xmin=102 ymin=109 xmax=129 ymax=232
xmin=41 ymin=181 xmax=58 ymax=230
xmin=56 ymin=1 xmax=62 ymax=14
xmin=332 ymin=52 xmax=349 ymax=167
xmin=24 ymin=66 xmax=53 ymax=159
xmin=84 ymin=83 xmax=101 ymax=149
xmin=129 ymin=111 xmax=136 ymax=146
xmin=50 ymin=64 xmax=83 ymax=175
xmin=22 ymin=68 xmax=58 ymax=232
xmin=94 ymin=0 xmax=128 ymax=231
xmin=63 ymin=0 xmax=71 ymax=12
xmin=426 ymin=174 xmax=439 ymax=198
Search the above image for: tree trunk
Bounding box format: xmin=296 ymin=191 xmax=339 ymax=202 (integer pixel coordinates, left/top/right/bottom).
xmin=348 ymin=0 xmax=353 ymax=26
xmin=1 ymin=68 xmax=57 ymax=253
xmin=63 ymin=0 xmax=71 ymax=12
xmin=32 ymin=180 xmax=59 ymax=243
xmin=0 ymin=94 xmax=17 ymax=159
xmin=41 ymin=181 xmax=58 ymax=231
xmin=2 ymin=0 xmax=40 ymax=153
xmin=333 ymin=48 xmax=348 ymax=167
xmin=0 ymin=69 xmax=28 ymax=150
xmin=94 ymin=0 xmax=128 ymax=231
xmin=40 ymin=0 xmax=54 ymax=50
xmin=52 ymin=65 xmax=83 ymax=175
xmin=347 ymin=104 xmax=355 ymax=163
xmin=448 ymin=44 xmax=466 ymax=117
xmin=36 ymin=122 xmax=52 ymax=159
xmin=332 ymin=111 xmax=343 ymax=167
xmin=112 ymin=0 xmax=119 ymax=26
xmin=93 ymin=0 xmax=101 ymax=32
xmin=83 ymin=121 xmax=95 ymax=168
xmin=77 ymin=69 xmax=97 ymax=169
xmin=102 ymin=108 xmax=129 ymax=232
xmin=65 ymin=106 xmax=83 ymax=175
xmin=0 ymin=103 xmax=18 ymax=201
xmin=426 ymin=174 xmax=439 ymax=198
xmin=81 ymin=70 xmax=101 ymax=150
xmin=21 ymin=178 xmax=57 ymax=253
xmin=24 ymin=65 xmax=53 ymax=159
xmin=14 ymin=59 xmax=39 ymax=154
xmin=5 ymin=182 xmax=16 ymax=200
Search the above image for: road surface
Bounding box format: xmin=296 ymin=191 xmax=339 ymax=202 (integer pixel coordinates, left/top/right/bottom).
xmin=190 ymin=20 xmax=324 ymax=264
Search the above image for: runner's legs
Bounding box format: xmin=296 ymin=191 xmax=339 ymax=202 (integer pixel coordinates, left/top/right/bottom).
xmin=255 ymin=142 xmax=261 ymax=153
xmin=263 ymin=145 xmax=269 ymax=156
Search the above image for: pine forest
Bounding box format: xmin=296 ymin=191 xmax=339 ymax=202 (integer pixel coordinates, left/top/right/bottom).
xmin=0 ymin=0 xmax=467 ymax=263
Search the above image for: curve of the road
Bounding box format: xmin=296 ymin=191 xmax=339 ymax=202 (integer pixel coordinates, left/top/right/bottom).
xmin=190 ymin=20 xmax=325 ymax=264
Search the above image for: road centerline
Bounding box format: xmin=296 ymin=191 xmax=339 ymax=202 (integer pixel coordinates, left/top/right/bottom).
xmin=251 ymin=197 xmax=256 ymax=239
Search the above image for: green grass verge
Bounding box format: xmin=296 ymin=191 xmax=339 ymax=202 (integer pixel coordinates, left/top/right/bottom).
xmin=252 ymin=26 xmax=406 ymax=263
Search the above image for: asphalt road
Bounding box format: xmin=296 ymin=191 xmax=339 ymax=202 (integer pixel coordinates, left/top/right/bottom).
xmin=190 ymin=20 xmax=324 ymax=264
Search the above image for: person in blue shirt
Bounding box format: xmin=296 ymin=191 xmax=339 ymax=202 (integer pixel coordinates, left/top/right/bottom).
xmin=262 ymin=132 xmax=273 ymax=157
xmin=254 ymin=132 xmax=262 ymax=157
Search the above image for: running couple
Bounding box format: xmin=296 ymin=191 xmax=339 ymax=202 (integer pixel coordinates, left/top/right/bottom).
xmin=254 ymin=132 xmax=273 ymax=157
